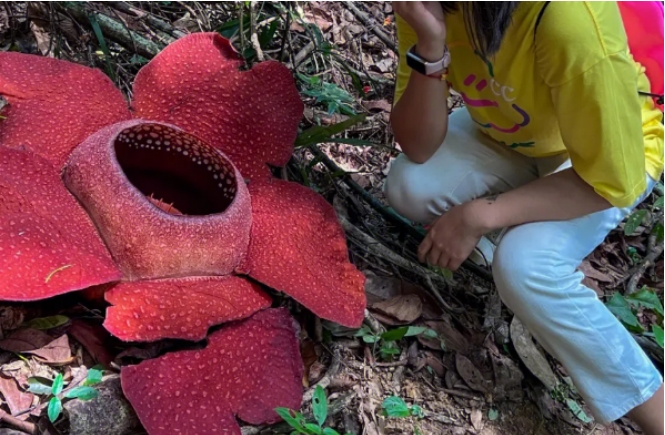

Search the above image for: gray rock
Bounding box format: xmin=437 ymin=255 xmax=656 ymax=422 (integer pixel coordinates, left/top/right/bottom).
xmin=63 ymin=376 xmax=141 ymax=435
xmin=0 ymin=430 xmax=29 ymax=435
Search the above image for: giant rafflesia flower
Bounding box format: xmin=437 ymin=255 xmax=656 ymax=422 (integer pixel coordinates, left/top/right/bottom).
xmin=0 ymin=33 xmax=366 ymax=434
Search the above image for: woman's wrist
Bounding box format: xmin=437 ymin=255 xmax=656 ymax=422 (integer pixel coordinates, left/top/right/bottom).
xmin=415 ymin=39 xmax=447 ymax=62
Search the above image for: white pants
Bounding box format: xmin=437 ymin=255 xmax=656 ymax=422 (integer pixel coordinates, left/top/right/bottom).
xmin=384 ymin=108 xmax=662 ymax=422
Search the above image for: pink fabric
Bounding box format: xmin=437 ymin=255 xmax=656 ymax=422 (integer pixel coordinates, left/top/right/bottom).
xmin=618 ymin=1 xmax=664 ymax=110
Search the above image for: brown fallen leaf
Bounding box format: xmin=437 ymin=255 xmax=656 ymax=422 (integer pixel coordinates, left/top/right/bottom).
xmin=0 ymin=376 xmax=33 ymax=417
xmin=578 ymin=260 xmax=612 ymax=283
xmin=470 ymin=408 xmax=483 ymax=431
xmin=455 ymin=353 xmax=489 ymax=394
xmin=0 ymin=328 xmax=53 ymax=353
xmin=418 ymin=319 xmax=469 ymax=353
xmin=300 ymin=339 xmax=319 ymax=387
xmin=25 ymin=335 xmax=72 ymax=365
xmin=364 ymin=271 xmax=402 ymax=305
xmin=370 ymin=294 xmax=422 ymax=325
xmin=510 ymin=317 xmax=558 ymax=391
xmin=67 ymin=320 xmax=114 ymax=366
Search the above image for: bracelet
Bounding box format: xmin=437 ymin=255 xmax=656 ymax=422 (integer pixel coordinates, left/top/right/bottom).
xmin=427 ymin=68 xmax=448 ymax=81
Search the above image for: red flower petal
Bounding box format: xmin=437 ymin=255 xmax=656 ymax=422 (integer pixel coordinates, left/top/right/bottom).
xmin=62 ymin=120 xmax=251 ymax=281
xmin=104 ymin=276 xmax=272 ymax=342
xmin=0 ymin=52 xmax=131 ymax=167
xmin=121 ymin=308 xmax=303 ymax=435
xmin=132 ymin=33 xmax=303 ymax=180
xmin=243 ymin=179 xmax=366 ymax=327
xmin=0 ymin=147 xmax=120 ymax=300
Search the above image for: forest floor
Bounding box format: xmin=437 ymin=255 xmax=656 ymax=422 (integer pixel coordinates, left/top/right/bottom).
xmin=0 ymin=2 xmax=662 ymax=435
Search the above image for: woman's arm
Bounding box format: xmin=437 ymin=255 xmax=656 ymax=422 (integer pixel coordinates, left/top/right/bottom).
xmin=391 ymin=2 xmax=450 ymax=164
xmin=473 ymin=168 xmax=612 ymax=230
xmin=417 ymin=169 xmax=612 ymax=270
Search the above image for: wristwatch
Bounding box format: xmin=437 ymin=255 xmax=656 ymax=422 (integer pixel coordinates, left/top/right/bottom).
xmin=406 ymin=44 xmax=450 ymax=77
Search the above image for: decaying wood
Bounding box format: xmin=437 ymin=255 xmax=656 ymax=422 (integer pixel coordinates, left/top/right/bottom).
xmin=56 ymin=2 xmax=162 ymax=59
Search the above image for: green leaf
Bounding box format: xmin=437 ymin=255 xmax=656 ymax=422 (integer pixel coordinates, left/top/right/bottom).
xmin=606 ymin=293 xmax=643 ymax=331
xmin=430 ymin=265 xmax=454 ymax=280
xmin=404 ymin=326 xmax=428 ymax=337
xmin=410 ymin=404 xmax=424 ymax=418
xmin=295 ymin=115 xmax=366 ymax=147
xmin=27 ymin=377 xmax=53 ymax=395
xmin=423 ymin=329 xmax=438 ymax=339
xmin=51 ymin=373 xmax=64 ymax=396
xmin=322 ymin=428 xmax=341 ymax=435
xmin=353 ymin=325 xmax=371 ymax=337
xmin=259 ymin=20 xmax=279 ymax=48
xmin=304 ymin=423 xmax=324 ymax=434
xmin=312 ymin=385 xmax=327 ymax=427
xmin=381 ymin=396 xmax=410 ymax=418
xmin=23 ymin=315 xmax=69 ymax=330
xmin=64 ymin=386 xmax=98 ymax=401
xmin=380 ymin=327 xmax=409 ymax=341
xmin=653 ymin=325 xmax=664 ymax=348
xmin=565 ymin=398 xmax=593 ymax=424
xmin=362 ymin=335 xmax=379 ymax=344
xmin=275 ymin=408 xmax=308 ymax=433
xmin=86 ymin=12 xmax=115 ymax=81
xmin=653 ymin=196 xmax=664 ymax=209
xmin=488 ymin=408 xmax=499 ymax=421
xmin=653 ymin=223 xmax=664 ymax=243
xmin=84 ymin=367 xmax=103 ymax=386
xmin=624 ymin=209 xmax=648 ymax=235
xmin=48 ymin=397 xmax=62 ymax=423
xmin=626 ymin=287 xmax=664 ymax=316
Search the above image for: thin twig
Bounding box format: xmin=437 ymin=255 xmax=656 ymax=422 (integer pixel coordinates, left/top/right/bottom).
xmin=0 ymin=409 xmax=36 ymax=434
xmin=626 ymin=243 xmax=664 ymax=295
xmin=343 ymin=1 xmax=397 ymax=52
xmin=338 ymin=214 xmax=457 ymax=313
xmin=278 ymin=5 xmax=291 ymax=62
xmin=302 ymin=342 xmax=343 ymax=402
xmin=249 ymin=1 xmax=264 ymax=62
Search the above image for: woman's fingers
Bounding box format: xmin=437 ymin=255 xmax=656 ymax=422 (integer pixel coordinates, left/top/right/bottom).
xmin=417 ymin=234 xmax=432 ymax=263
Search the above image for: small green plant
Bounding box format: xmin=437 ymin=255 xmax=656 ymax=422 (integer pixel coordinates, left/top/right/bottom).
xmin=381 ymin=396 xmax=423 ymax=418
xmin=381 ymin=396 xmax=424 ymax=434
xmin=275 ymin=385 xmax=352 ymax=435
xmin=355 ymin=325 xmax=443 ymax=360
xmin=298 ymin=73 xmax=356 ymax=116
xmin=606 ymin=287 xmax=664 ymax=347
xmin=28 ymin=367 xmax=103 ymax=422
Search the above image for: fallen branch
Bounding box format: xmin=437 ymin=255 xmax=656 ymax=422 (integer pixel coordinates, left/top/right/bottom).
xmin=338 ymin=214 xmax=458 ymax=313
xmin=249 ymin=1 xmax=264 ymax=62
xmin=302 ymin=342 xmax=343 ymax=403
xmin=626 ymin=243 xmax=664 ymax=295
xmin=56 ymin=2 xmax=162 ymax=59
xmin=0 ymin=409 xmax=36 ymax=434
xmin=107 ymin=1 xmax=186 ymax=39
xmin=309 ymin=145 xmax=494 ymax=282
xmin=343 ymin=1 xmax=397 ymax=52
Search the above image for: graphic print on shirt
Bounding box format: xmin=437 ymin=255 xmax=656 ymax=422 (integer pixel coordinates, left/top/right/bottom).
xmin=454 ymin=52 xmax=534 ymax=148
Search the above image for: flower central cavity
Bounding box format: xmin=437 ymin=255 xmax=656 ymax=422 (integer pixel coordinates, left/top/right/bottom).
xmin=114 ymin=124 xmax=238 ymax=216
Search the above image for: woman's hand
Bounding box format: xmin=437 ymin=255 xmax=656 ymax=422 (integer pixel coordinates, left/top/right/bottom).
xmin=418 ymin=201 xmax=490 ymax=271
xmin=393 ymin=1 xmax=447 ymax=60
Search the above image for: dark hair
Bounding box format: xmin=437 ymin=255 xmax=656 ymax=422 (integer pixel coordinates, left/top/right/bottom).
xmin=439 ymin=2 xmax=519 ymax=58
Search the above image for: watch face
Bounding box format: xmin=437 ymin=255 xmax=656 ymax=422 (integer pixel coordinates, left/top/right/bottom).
xmin=406 ymin=50 xmax=427 ymax=75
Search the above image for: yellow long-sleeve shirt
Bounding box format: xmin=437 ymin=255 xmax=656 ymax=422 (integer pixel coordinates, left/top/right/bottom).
xmin=395 ymin=1 xmax=663 ymax=207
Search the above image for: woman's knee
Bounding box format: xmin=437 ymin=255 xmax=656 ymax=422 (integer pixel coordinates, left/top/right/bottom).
xmin=492 ymin=228 xmax=553 ymax=317
xmin=383 ymin=154 xmax=439 ymax=223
